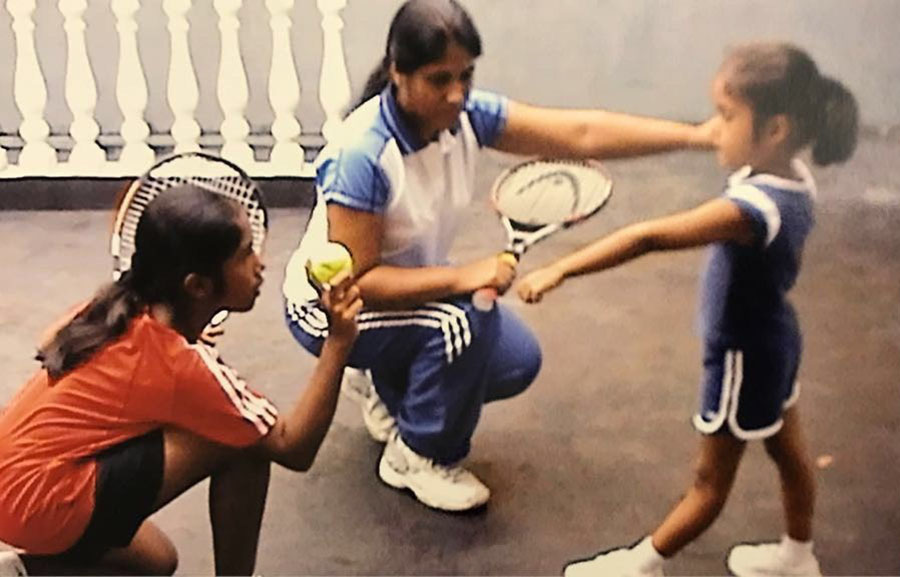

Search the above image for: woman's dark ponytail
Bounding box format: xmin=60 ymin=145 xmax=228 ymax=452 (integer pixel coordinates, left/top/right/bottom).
xmin=354 ymin=56 xmax=391 ymax=111
xmin=37 ymin=272 xmax=144 ymax=379
xmin=812 ymin=75 xmax=859 ymax=166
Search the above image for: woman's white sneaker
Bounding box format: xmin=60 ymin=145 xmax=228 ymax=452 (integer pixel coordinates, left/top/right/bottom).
xmin=378 ymin=431 xmax=489 ymax=512
xmin=361 ymin=393 xmax=396 ymax=443
xmin=727 ymin=537 xmax=821 ymax=576
xmin=340 ymin=368 xmax=396 ymax=442
xmin=340 ymin=367 xmax=373 ymax=404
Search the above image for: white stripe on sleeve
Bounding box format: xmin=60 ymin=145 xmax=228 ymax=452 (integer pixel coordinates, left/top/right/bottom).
xmin=727 ymin=184 xmax=781 ymax=246
xmin=193 ymin=345 xmax=277 ymax=435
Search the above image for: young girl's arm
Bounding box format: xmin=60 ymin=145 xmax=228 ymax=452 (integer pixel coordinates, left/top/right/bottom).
xmin=518 ymin=198 xmax=755 ymax=303
xmin=494 ymin=101 xmax=718 ymax=159
xmin=255 ymin=281 xmax=363 ymax=471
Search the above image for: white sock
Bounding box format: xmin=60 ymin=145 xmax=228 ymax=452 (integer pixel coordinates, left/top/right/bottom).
xmin=780 ymin=534 xmax=814 ymax=562
xmin=632 ymin=536 xmax=665 ymax=570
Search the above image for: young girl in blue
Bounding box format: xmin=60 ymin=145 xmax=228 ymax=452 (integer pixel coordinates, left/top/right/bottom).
xmin=519 ymin=43 xmax=858 ymax=576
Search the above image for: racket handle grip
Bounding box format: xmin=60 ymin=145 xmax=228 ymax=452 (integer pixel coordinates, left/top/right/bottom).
xmin=471 ymin=252 xmax=519 ymax=311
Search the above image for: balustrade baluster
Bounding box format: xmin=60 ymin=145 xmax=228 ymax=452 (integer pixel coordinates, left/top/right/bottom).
xmin=267 ymin=0 xmax=303 ymax=173
xmin=317 ymin=0 xmax=350 ymax=143
xmin=164 ymin=0 xmax=200 ymax=153
xmin=9 ymin=0 xmax=56 ymax=169
xmin=61 ymin=0 xmax=104 ymax=169
xmin=114 ymin=0 xmax=154 ymax=172
xmin=215 ymin=0 xmax=253 ymax=166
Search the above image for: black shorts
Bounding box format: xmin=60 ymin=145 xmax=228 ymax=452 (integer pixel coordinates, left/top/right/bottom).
xmin=61 ymin=429 xmax=164 ymax=564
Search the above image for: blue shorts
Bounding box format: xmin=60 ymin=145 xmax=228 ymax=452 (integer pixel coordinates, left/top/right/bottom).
xmin=693 ymin=336 xmax=801 ymax=440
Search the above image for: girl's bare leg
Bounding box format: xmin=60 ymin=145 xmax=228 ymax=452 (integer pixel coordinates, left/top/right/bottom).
xmin=651 ymin=432 xmax=746 ymax=556
xmin=763 ymin=407 xmax=815 ymax=541
xmin=23 ymin=427 xmax=269 ymax=576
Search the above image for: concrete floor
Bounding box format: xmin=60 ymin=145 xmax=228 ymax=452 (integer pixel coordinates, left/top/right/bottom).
xmin=1 ymin=134 xmax=898 ymax=575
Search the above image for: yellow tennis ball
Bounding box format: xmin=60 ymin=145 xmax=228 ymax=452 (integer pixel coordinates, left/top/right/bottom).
xmin=306 ymin=242 xmax=354 ymax=287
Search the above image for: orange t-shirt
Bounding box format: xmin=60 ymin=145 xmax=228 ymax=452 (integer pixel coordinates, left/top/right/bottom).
xmin=0 ymin=314 xmax=277 ymax=554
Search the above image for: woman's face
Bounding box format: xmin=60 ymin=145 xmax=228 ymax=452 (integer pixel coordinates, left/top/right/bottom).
xmin=393 ymin=41 xmax=476 ymax=141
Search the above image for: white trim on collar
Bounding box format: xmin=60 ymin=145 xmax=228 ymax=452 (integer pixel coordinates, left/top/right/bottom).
xmin=728 ymin=159 xmax=817 ymax=198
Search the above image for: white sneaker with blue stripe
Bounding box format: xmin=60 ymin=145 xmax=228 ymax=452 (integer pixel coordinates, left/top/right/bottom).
xmin=378 ymin=431 xmax=489 ymax=512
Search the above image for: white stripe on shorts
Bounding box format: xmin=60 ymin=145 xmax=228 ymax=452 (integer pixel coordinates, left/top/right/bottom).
xmin=693 ymin=349 xmax=736 ymax=434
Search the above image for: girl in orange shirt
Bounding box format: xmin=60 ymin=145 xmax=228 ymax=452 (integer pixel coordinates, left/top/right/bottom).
xmin=0 ymin=185 xmax=362 ymax=575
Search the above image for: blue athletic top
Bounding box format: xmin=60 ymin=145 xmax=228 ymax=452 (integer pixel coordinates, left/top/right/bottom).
xmin=700 ymin=160 xmax=817 ymax=345
xmin=283 ymin=86 xmax=508 ymax=305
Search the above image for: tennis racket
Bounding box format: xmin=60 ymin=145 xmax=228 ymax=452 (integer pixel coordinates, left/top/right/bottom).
xmin=111 ymin=151 xmax=268 ymax=327
xmin=473 ymin=158 xmax=613 ymax=310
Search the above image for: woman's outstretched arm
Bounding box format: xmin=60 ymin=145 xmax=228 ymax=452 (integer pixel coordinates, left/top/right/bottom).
xmin=495 ymin=100 xmax=717 ymax=159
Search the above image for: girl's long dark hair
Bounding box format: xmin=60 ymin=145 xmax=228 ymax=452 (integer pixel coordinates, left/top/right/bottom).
xmin=38 ymin=186 xmax=243 ymax=378
xmin=720 ymin=42 xmax=859 ymax=166
xmin=355 ymin=0 xmax=482 ymax=110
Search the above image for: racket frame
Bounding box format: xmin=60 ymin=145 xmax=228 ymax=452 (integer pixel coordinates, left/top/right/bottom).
xmin=473 ymin=158 xmax=613 ymax=309
xmin=489 ymin=158 xmax=613 ymax=258
xmin=109 ymin=152 xmax=268 ymax=327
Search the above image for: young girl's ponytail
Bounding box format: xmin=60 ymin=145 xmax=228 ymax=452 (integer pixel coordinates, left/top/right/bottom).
xmin=811 ymin=75 xmax=859 ymax=166
xmin=720 ymin=43 xmax=860 ymax=167
xmin=37 ymin=272 xmax=144 ymax=379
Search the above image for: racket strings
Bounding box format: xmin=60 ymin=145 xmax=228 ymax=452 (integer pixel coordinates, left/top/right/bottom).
xmin=113 ymin=154 xmax=267 ymax=274
xmin=493 ymin=160 xmax=612 ymax=226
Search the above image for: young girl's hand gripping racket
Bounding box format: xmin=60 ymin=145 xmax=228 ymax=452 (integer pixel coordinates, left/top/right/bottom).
xmin=111 ymin=152 xmax=269 ymax=332
xmin=473 ymin=159 xmax=613 ymax=310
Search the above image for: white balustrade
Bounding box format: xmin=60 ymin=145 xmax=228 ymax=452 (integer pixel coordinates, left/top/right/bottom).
xmin=0 ymin=0 xmax=351 ymax=179
xmin=164 ymin=0 xmax=200 ymax=154
xmin=9 ymin=0 xmax=56 ymax=170
xmin=317 ymin=0 xmax=351 ymax=143
xmin=215 ymin=0 xmax=254 ymax=167
xmin=267 ymin=0 xmax=304 ymax=175
xmin=61 ymin=0 xmax=105 ymax=169
xmin=114 ymin=0 xmax=154 ymax=173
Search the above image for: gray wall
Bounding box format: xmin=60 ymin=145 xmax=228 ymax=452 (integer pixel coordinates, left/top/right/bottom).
xmin=348 ymin=0 xmax=899 ymax=127
xmin=473 ymin=0 xmax=899 ymax=125
xmin=1 ymin=0 xmax=898 ymax=144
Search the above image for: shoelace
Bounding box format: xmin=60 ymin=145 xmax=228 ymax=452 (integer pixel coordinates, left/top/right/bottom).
xmin=401 ymin=441 xmax=466 ymax=481
xmin=432 ymin=461 xmax=466 ymax=481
